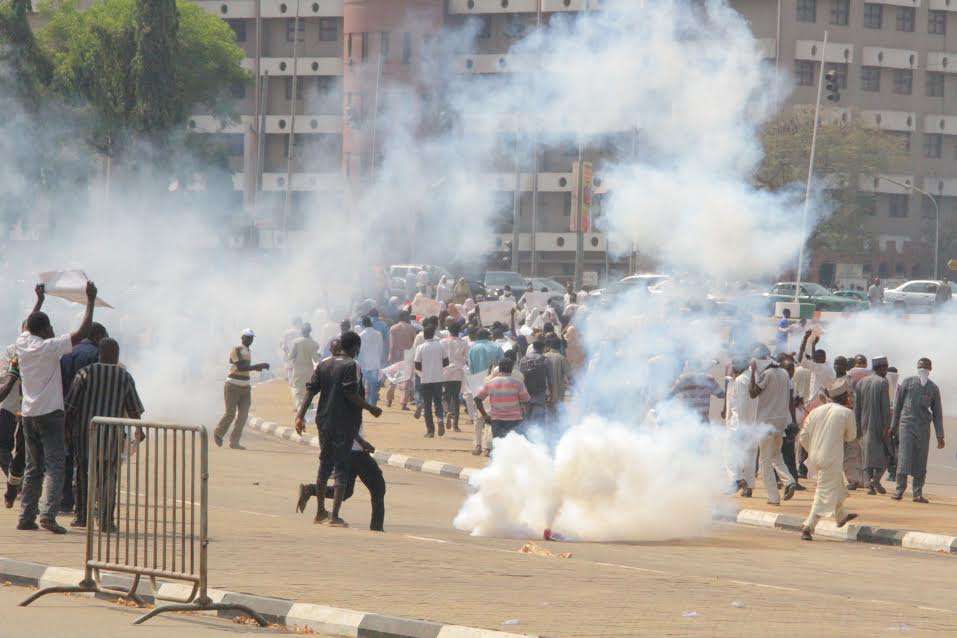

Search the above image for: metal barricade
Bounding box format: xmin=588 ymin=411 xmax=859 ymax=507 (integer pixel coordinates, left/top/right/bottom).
xmin=21 ymin=417 xmax=266 ymax=626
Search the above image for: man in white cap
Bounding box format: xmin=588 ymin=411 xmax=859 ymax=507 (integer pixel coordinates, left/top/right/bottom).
xmin=214 ymin=329 xmax=270 ymax=450
xmin=798 ymin=378 xmax=859 ymax=541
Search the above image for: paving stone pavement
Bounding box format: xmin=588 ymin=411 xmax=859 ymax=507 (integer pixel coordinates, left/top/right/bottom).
xmin=3 ymin=422 xmax=957 ymax=637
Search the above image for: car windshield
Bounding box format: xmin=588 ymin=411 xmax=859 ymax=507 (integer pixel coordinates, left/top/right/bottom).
xmin=531 ymin=278 xmax=565 ymax=293
xmin=485 ymin=272 xmax=526 ymax=287
xmin=802 ymin=283 xmax=829 ymax=296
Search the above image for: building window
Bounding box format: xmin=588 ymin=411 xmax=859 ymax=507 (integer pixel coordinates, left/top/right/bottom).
xmin=380 ymin=32 xmax=390 ymax=59
xmin=857 ymin=192 xmax=877 ymax=216
xmin=830 ymin=0 xmax=849 ymax=25
xmin=927 ymin=72 xmax=945 ymax=98
xmin=860 ymin=66 xmax=880 ymax=91
xmin=826 ymin=63 xmax=848 ymax=89
xmin=226 ymin=135 xmax=244 ymax=157
xmin=893 ymin=69 xmax=913 ymax=95
xmin=795 ymin=60 xmax=815 ymax=86
xmin=863 ymin=3 xmax=882 ymax=29
xmin=285 ymin=78 xmax=303 ymax=101
xmin=796 ymin=0 xmax=816 ymax=22
xmin=361 ymin=32 xmax=368 ymax=61
xmin=476 ymin=15 xmax=492 ymax=39
xmin=894 ymin=131 xmax=911 ymax=153
xmin=888 ymin=194 xmax=909 ymax=218
xmin=929 ymin=10 xmax=947 ymax=35
xmin=402 ymin=32 xmax=412 ymax=64
xmin=896 ymin=7 xmax=915 ymax=32
xmin=504 ymin=15 xmax=527 ymax=38
xmin=230 ymin=81 xmax=246 ymax=99
xmin=286 ymin=18 xmax=305 ymax=43
xmin=922 ymin=198 xmax=938 ymax=219
xmin=227 ymin=20 xmax=246 ymax=43
xmin=319 ymin=18 xmax=338 ymax=42
xmin=924 ymin=133 xmax=943 ymax=158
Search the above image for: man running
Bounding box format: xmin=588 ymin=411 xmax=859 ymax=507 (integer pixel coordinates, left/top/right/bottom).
xmin=294 ymin=331 xmax=382 ymax=527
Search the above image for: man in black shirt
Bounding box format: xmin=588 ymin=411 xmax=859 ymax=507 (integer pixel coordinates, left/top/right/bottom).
xmin=295 ymin=332 xmax=381 ymax=527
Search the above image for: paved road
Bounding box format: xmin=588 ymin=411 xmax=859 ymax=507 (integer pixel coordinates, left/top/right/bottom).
xmin=2 ymin=428 xmax=957 ymax=637
xmin=0 ymin=583 xmax=300 ymax=637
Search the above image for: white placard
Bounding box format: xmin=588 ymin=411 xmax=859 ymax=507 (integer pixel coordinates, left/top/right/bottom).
xmin=478 ymin=299 xmax=515 ymax=327
xmin=39 ymin=270 xmax=113 ymax=308
xmin=521 ymin=291 xmax=550 ymax=310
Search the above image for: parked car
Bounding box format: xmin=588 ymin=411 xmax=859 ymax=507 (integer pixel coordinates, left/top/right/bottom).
xmin=884 ymin=280 xmax=953 ymax=310
xmin=527 ymin=277 xmax=567 ymax=309
xmin=833 ymin=290 xmax=870 ymax=306
xmin=760 ymin=282 xmax=869 ymax=314
xmin=590 ymin=273 xmax=671 ymax=301
xmin=465 ymin=280 xmax=488 ymax=302
xmin=484 ymin=271 xmax=528 ymax=297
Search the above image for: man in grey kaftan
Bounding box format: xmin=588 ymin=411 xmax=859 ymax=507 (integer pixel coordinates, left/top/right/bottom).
xmin=855 ymin=357 xmax=892 ymax=495
xmin=891 ymin=358 xmax=944 ymax=503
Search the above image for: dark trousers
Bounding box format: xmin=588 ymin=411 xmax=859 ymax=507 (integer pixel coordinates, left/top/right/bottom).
xmin=0 ymin=409 xmax=23 ymax=485
xmin=62 ymin=449 xmax=74 ymax=509
xmin=490 ymin=419 xmax=521 ymax=439
xmin=323 ymin=452 xmax=386 ymax=531
xmin=781 ymin=429 xmax=800 ymax=483
xmin=443 ymin=381 xmax=462 ymax=428
xmin=419 ymin=383 xmax=445 ymax=434
xmin=308 ymin=451 xmax=386 ymax=530
xmin=317 ymin=428 xmax=353 ymax=488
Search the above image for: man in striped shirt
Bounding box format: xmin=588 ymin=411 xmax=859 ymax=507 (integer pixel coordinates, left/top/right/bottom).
xmin=669 ymin=361 xmax=725 ymax=423
xmin=65 ymin=338 xmax=144 ymax=529
xmin=474 ymin=358 xmax=530 ymax=441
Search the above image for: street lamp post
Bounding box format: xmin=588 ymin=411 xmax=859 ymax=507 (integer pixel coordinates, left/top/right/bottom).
xmin=880 ymin=176 xmax=940 ymax=280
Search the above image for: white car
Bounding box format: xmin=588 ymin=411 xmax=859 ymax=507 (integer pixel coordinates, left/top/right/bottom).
xmin=883 ymin=280 xmax=953 ymax=310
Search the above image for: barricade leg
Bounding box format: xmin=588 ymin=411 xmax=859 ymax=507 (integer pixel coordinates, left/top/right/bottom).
xmin=133 ymin=600 xmax=268 ymax=626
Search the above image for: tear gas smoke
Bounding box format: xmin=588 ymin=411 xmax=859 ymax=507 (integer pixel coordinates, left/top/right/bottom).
xmin=455 ymin=0 xmax=820 ymax=541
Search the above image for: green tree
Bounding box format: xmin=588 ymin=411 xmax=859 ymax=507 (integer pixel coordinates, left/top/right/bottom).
xmin=132 ymin=0 xmax=179 ymax=137
xmin=756 ymin=106 xmax=906 ymax=254
xmin=0 ymin=0 xmax=54 ymax=104
xmin=39 ymin=0 xmax=248 ymax=160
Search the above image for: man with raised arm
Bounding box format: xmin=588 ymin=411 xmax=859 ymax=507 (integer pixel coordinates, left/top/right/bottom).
xmin=16 ymin=281 xmax=98 ymax=534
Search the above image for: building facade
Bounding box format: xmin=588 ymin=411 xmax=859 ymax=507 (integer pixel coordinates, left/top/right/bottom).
xmin=733 ymin=0 xmax=956 ymax=286
xmin=188 ymin=0 xmax=953 ymax=283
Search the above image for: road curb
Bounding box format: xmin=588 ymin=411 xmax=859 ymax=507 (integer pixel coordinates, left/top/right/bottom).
xmin=246 ymin=415 xmax=479 ymax=483
xmin=246 ymin=414 xmax=957 ymax=558
xmin=0 ymin=557 xmax=531 ymax=638
xmin=728 ymin=507 xmax=957 ymax=553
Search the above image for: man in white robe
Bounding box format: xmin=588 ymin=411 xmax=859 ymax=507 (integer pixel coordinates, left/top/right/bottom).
xmin=288 ymin=323 xmax=320 ymax=408
xmin=725 ymin=358 xmax=758 ymax=497
xmin=798 ymin=378 xmax=859 ymax=541
xmin=280 ymin=317 xmax=303 ymax=383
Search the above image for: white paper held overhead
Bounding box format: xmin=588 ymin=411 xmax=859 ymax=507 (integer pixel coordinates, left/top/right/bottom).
xmin=38 ymin=270 xmax=113 ymax=309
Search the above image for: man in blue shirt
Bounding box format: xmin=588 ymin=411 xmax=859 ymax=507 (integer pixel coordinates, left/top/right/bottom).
xmin=466 ymin=329 xmax=504 ymax=455
xmin=776 ymin=309 xmax=791 ymax=355
xmin=58 ymin=322 xmax=107 ymax=514
xmin=368 ymin=309 xmax=390 ymax=367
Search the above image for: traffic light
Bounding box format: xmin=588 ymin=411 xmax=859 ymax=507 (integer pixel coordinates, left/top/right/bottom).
xmin=825 ymin=69 xmax=840 ymax=102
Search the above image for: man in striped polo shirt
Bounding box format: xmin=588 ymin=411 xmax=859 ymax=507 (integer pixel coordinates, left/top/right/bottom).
xmin=65 ymin=338 xmax=144 ymax=529
xmin=474 ymin=358 xmax=530 ymax=442
xmin=214 ymin=329 xmax=270 ymax=450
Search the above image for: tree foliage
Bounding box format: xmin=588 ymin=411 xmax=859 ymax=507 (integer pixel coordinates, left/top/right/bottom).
xmin=756 ymin=106 xmax=907 ymax=253
xmin=132 ymin=0 xmax=179 ymax=137
xmin=39 ymin=0 xmax=248 ymax=157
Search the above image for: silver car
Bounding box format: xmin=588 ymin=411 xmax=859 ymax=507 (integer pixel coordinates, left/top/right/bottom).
xmin=883 ymin=280 xmax=953 ymax=310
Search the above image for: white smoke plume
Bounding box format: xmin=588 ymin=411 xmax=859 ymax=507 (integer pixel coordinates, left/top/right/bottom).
xmin=454 ymin=0 xmax=819 ymax=541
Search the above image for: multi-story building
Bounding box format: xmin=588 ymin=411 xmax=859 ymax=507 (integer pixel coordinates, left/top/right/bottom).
xmin=29 ymin=1 xmax=946 ymax=283
xmin=733 ymin=0 xmax=955 ymax=286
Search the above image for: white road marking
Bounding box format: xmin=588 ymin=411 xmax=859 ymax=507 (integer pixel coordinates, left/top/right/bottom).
xmin=404 ymin=535 xmax=449 ymax=543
